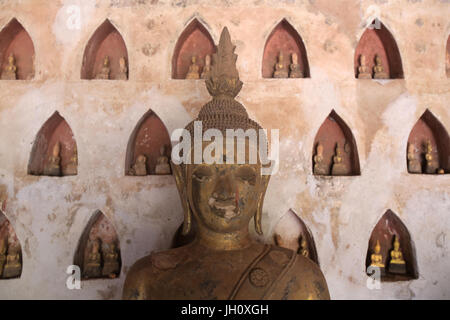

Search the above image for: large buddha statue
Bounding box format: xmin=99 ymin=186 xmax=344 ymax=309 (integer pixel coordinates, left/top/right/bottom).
xmin=123 ymin=27 xmax=330 ymax=300
xmin=407 ymin=143 xmax=421 ymax=173
xmin=1 ymin=53 xmax=17 ymax=80
xmin=44 ymin=142 xmax=61 ymax=176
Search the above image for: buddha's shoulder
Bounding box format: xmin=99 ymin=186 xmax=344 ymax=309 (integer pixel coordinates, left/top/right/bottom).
xmin=122 ymin=246 xmax=189 ymax=299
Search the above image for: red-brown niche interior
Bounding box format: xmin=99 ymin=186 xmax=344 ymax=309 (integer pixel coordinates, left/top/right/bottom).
xmin=354 ymin=20 xmax=403 ymax=79
xmin=73 ymin=211 xmax=121 ymax=280
xmin=0 ymin=18 xmax=35 ymax=80
xmin=125 ymin=109 xmax=172 ymax=175
xmin=28 ymin=111 xmax=77 ymax=176
xmin=312 ymin=110 xmax=361 ymax=176
xmin=365 ymin=210 xmax=418 ymax=282
xmin=172 ymin=18 xmax=215 ymax=79
xmin=81 ymin=19 xmax=128 ymax=80
xmin=262 ymin=19 xmax=310 ymax=78
xmin=407 ymin=109 xmax=450 ymax=174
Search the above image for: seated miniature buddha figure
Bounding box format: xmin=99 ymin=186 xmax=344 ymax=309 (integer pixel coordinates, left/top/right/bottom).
xmin=387 ymin=235 xmax=406 ymax=275
xmin=289 ymin=53 xmax=303 ymax=78
xmin=331 ymin=143 xmax=348 ymax=176
xmin=407 ymin=143 xmax=421 ymax=174
xmin=201 ymin=54 xmax=212 ymax=79
xmin=373 ymin=55 xmax=388 ymax=79
xmin=65 ymin=145 xmax=78 ymax=176
xmin=83 ymin=239 xmax=102 ymax=279
xmin=44 ymin=142 xmax=61 ymax=176
xmin=368 ymin=240 xmax=385 ymax=275
xmin=131 ymin=154 xmax=147 ymax=176
xmin=1 ymin=53 xmax=17 ymax=80
xmin=299 ymin=236 xmax=309 ymax=259
xmin=186 ymin=55 xmax=200 ymax=79
xmin=155 ymin=145 xmax=171 ymax=175
xmin=3 ymin=240 xmax=21 ymax=279
xmin=123 ymin=28 xmax=330 ymax=300
xmin=95 ymin=56 xmax=110 ymax=80
xmin=273 ymin=51 xmax=288 ymax=78
xmin=313 ymin=142 xmax=328 ymax=175
xmin=116 ymin=57 xmax=128 ymax=80
xmin=425 ymin=140 xmax=438 ymax=174
xmin=102 ymin=243 xmax=120 ymax=278
xmin=357 ymin=54 xmax=371 ymax=79
xmin=0 ymin=238 xmax=6 ymax=277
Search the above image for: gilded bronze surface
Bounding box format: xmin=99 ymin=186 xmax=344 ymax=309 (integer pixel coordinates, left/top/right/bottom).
xmin=123 ymin=27 xmax=329 ymax=300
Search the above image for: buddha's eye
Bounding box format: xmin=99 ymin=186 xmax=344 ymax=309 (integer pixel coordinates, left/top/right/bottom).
xmin=235 ymin=166 xmax=256 ymax=185
xmin=193 ymin=166 xmax=213 ymax=182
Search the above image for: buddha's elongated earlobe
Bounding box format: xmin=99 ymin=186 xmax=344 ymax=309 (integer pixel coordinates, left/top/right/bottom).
xmin=255 ymin=171 xmax=271 ymax=235
xmin=171 ymin=161 xmax=192 ymax=235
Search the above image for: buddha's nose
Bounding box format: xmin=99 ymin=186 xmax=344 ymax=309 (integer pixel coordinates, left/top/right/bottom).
xmin=213 ymin=172 xmax=235 ymax=201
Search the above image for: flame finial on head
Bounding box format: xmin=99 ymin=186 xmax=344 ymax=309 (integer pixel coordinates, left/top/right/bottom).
xmin=205 ymin=27 xmax=243 ymax=98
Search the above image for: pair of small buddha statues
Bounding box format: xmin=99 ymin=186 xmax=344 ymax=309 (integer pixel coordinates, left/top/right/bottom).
xmin=357 ymin=54 xmax=389 ymax=79
xmin=185 ymin=54 xmax=212 ymax=79
xmin=313 ymin=142 xmax=349 ymax=176
xmin=273 ymin=51 xmax=303 ymax=78
xmin=95 ymin=56 xmax=128 ymax=80
xmin=43 ymin=142 xmax=78 ymax=176
xmin=130 ymin=145 xmax=171 ymax=176
xmin=369 ymin=236 xmax=406 ymax=276
xmin=1 ymin=53 xmax=17 ymax=80
xmin=407 ymin=141 xmax=444 ymax=174
xmin=0 ymin=222 xmax=22 ymax=279
xmin=83 ymin=238 xmax=120 ymax=279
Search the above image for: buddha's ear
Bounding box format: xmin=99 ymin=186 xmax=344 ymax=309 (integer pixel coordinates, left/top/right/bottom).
xmin=171 ymin=161 xmax=192 ymax=235
xmin=254 ymin=168 xmax=271 ymax=235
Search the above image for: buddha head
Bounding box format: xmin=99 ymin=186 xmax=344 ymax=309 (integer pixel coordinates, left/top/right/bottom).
xmin=91 ymin=239 xmax=100 ymax=254
xmin=374 ymin=240 xmax=381 ymax=254
xmin=172 ymin=28 xmax=271 ymax=245
xmin=52 ymin=142 xmax=60 ymax=158
xmin=408 ymin=142 xmax=415 ymax=155
xmin=119 ymin=57 xmax=126 ymax=69
xmin=7 ymin=53 xmax=15 ymax=65
xmin=426 ymin=140 xmax=433 ymax=153
xmin=137 ymin=154 xmax=146 ymax=164
xmin=360 ymin=54 xmax=366 ymax=66
xmin=103 ymin=56 xmax=109 ymax=67
xmin=291 ymin=52 xmax=298 ymax=65
xmin=205 ymin=54 xmax=211 ymax=67
xmin=277 ymin=51 xmax=284 ymax=64
xmin=375 ymin=55 xmax=382 ymax=66
xmin=191 ymin=55 xmax=197 ymax=65
xmin=393 ymin=236 xmax=400 ymax=251
xmin=316 ymin=143 xmax=323 ymax=157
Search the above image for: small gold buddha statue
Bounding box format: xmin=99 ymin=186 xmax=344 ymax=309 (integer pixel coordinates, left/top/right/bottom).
xmin=407 ymin=143 xmax=422 ymax=173
xmin=83 ymin=239 xmax=102 ymax=279
xmin=131 ymin=154 xmax=147 ymax=176
xmin=289 ymin=52 xmax=303 ymax=78
xmin=299 ymin=236 xmax=309 ymax=259
xmin=0 ymin=238 xmax=6 ymax=277
xmin=368 ymin=240 xmax=385 ymax=275
xmin=44 ymin=142 xmax=61 ymax=176
xmin=123 ymin=27 xmax=330 ymax=300
xmin=1 ymin=53 xmax=17 ymax=80
xmin=273 ymin=51 xmax=288 ymax=78
xmin=424 ymin=140 xmax=438 ymax=174
xmin=186 ymin=55 xmax=200 ymax=79
xmin=373 ymin=54 xmax=388 ymax=79
xmin=65 ymin=145 xmax=78 ymax=176
xmin=95 ymin=56 xmax=110 ymax=80
xmin=3 ymin=242 xmax=21 ymax=279
xmin=201 ymin=54 xmax=211 ymax=79
xmin=331 ymin=143 xmax=348 ymax=176
xmin=387 ymin=235 xmax=406 ymax=275
xmin=102 ymin=243 xmax=120 ymax=278
xmin=313 ymin=142 xmax=329 ymax=175
xmin=116 ymin=57 xmax=128 ymax=80
xmin=155 ymin=145 xmax=171 ymax=175
xmin=357 ymin=54 xmax=371 ymax=79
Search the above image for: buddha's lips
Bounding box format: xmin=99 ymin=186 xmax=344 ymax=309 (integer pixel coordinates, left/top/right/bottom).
xmin=208 ymin=197 xmax=239 ymax=220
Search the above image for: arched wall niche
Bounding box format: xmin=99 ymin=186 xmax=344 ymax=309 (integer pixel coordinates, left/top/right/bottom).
xmin=73 ymin=211 xmax=122 ymax=280
xmin=81 ymin=19 xmax=129 ymax=80
xmin=171 ymin=18 xmax=215 ymax=79
xmin=354 ymin=20 xmax=403 ymax=79
xmin=407 ymin=109 xmax=450 ymax=174
xmin=0 ymin=18 xmax=35 ymax=80
xmin=312 ymin=110 xmax=360 ymax=176
xmin=446 ymin=35 xmax=450 ymax=78
xmin=0 ymin=211 xmax=23 ymax=279
xmin=365 ymin=210 xmax=418 ymax=282
xmin=262 ymin=19 xmax=310 ymax=78
xmin=125 ymin=109 xmax=172 ymax=176
xmin=273 ymin=209 xmax=319 ymax=265
xmin=28 ymin=111 xmax=78 ymax=177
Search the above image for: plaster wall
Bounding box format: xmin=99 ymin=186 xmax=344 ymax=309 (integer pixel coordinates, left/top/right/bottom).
xmin=0 ymin=0 xmax=449 ymax=299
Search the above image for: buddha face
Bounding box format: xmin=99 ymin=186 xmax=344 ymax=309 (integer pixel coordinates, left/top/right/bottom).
xmin=8 ymin=54 xmax=14 ymax=64
xmin=375 ymin=55 xmax=382 ymax=65
xmin=137 ymin=155 xmax=146 ymax=163
xmin=191 ymin=56 xmax=197 ymax=64
xmin=317 ymin=143 xmax=323 ymax=156
xmin=292 ymin=53 xmax=298 ymax=65
xmin=186 ymin=140 xmax=263 ymax=234
xmin=360 ymin=55 xmax=366 ymax=66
